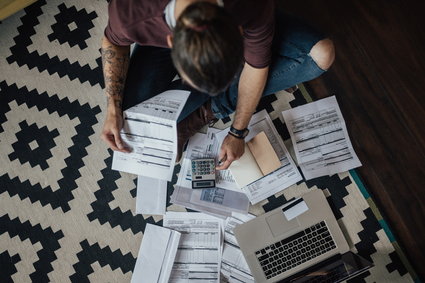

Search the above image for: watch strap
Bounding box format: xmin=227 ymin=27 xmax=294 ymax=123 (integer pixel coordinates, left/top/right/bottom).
xmin=229 ymin=125 xmax=249 ymax=139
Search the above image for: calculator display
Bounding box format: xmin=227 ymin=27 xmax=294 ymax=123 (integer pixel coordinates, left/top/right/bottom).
xmin=193 ymin=181 xmax=215 ymax=188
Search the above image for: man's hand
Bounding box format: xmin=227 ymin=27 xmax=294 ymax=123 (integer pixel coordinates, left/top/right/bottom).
xmin=101 ymin=111 xmax=130 ymax=153
xmin=216 ymin=134 xmax=245 ymax=170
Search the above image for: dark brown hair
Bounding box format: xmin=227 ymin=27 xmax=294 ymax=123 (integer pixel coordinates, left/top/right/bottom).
xmin=171 ymin=2 xmax=244 ymax=95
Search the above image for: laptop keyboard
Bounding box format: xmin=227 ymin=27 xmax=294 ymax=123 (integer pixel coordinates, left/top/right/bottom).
xmin=255 ymin=221 xmax=336 ymax=279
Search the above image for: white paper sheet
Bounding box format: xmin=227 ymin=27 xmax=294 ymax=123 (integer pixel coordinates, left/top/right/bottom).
xmin=221 ymin=213 xmax=256 ymax=283
xmin=112 ymin=90 xmax=190 ymax=181
xmin=163 ymin=212 xmax=223 ymax=283
xmin=131 ymin=224 xmax=181 ymax=283
xmin=281 ymin=96 xmax=362 ymax=180
xmin=136 ymin=176 xmax=167 ymax=215
xmin=170 ymin=186 xmax=250 ymax=218
xmin=215 ymin=110 xmax=302 ymax=204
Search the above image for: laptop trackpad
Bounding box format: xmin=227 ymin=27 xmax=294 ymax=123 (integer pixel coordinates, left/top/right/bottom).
xmin=266 ymin=211 xmax=300 ymax=238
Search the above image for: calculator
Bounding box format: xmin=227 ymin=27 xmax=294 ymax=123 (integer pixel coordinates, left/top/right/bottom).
xmin=191 ymin=158 xmax=216 ymax=189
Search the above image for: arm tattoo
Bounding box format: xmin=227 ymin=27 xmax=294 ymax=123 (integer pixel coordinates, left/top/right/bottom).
xmin=107 ymin=96 xmax=123 ymax=109
xmin=101 ymin=45 xmax=130 ymax=109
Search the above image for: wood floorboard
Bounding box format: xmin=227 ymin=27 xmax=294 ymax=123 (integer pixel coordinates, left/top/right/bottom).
xmin=281 ymin=0 xmax=425 ymax=279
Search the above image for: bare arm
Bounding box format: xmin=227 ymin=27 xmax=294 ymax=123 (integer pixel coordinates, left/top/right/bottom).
xmin=217 ymin=63 xmax=269 ymax=170
xmin=233 ymin=63 xmax=269 ymax=131
xmin=100 ymin=36 xmax=131 ymax=152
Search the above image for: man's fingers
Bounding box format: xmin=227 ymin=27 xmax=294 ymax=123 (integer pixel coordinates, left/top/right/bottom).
xmin=109 ymin=128 xmax=131 ymax=153
xmin=218 ymin=147 xmax=227 ymax=160
xmin=216 ymin=156 xmax=227 ymax=169
xmin=102 ymin=134 xmax=120 ymax=151
xmin=216 ymin=153 xmax=235 ymax=170
xmin=216 ymin=159 xmax=232 ymax=170
xmin=114 ymin=136 xmax=130 ymax=153
xmin=102 ymin=132 xmax=129 ymax=153
xmin=113 ymin=133 xmax=127 ymax=151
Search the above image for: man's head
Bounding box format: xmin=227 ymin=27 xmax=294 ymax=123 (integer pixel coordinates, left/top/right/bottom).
xmin=170 ymin=1 xmax=244 ymax=96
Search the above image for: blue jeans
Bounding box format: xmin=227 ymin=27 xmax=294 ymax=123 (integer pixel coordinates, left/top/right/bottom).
xmin=122 ymin=15 xmax=326 ymax=121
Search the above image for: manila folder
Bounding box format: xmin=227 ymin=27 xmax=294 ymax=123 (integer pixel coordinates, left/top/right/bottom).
xmin=247 ymin=131 xmax=281 ymax=176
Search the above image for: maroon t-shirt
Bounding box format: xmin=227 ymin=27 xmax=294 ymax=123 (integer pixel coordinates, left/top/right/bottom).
xmin=105 ymin=0 xmax=275 ymax=68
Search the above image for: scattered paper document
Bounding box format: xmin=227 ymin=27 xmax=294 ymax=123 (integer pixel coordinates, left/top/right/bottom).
xmin=136 ymin=176 xmax=167 ymax=215
xmin=170 ymin=186 xmax=250 ymax=218
xmin=281 ymin=96 xmax=362 ymax=180
xmin=131 ymin=224 xmax=181 ymax=283
xmin=221 ymin=213 xmax=256 ymax=283
xmin=112 ymin=90 xmax=190 ymax=181
xmin=163 ymin=212 xmax=223 ymax=283
xmin=215 ymin=110 xmax=302 ymax=204
xmin=229 ymin=131 xmax=281 ymax=188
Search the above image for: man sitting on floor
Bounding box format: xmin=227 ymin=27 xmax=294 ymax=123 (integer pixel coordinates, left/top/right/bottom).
xmin=100 ymin=0 xmax=334 ymax=169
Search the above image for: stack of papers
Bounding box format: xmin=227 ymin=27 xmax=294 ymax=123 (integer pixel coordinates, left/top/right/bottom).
xmin=115 ymin=95 xmax=362 ymax=217
xmin=125 ymin=95 xmax=363 ymax=283
xmin=131 ymin=212 xmax=262 ymax=283
xmin=131 ymin=212 xmax=258 ymax=283
xmin=112 ymin=90 xmax=190 ymax=181
xmin=112 ymin=89 xmax=189 ymax=215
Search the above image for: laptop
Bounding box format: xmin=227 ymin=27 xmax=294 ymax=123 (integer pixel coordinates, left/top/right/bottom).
xmin=233 ymin=189 xmax=373 ymax=283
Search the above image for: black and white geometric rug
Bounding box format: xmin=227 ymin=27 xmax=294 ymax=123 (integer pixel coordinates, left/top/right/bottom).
xmin=0 ymin=0 xmax=417 ymax=282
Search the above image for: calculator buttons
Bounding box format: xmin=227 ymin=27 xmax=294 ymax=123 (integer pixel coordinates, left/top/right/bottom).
xmin=191 ymin=158 xmax=216 ymax=189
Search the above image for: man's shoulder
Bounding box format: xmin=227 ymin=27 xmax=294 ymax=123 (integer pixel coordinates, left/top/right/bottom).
xmin=224 ymin=0 xmax=275 ymax=25
xmin=108 ymin=0 xmax=169 ymax=27
xmin=106 ymin=0 xmax=171 ymax=46
xmin=224 ymin=0 xmax=274 ymax=11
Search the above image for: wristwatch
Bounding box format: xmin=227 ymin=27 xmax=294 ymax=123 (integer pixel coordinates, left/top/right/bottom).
xmin=229 ymin=125 xmax=249 ymax=139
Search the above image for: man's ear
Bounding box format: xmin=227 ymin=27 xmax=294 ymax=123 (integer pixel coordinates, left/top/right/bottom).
xmin=166 ymin=34 xmax=173 ymax=48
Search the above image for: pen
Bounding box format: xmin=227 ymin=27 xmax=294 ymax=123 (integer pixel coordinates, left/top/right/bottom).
xmin=217 ymin=156 xmax=226 ymax=166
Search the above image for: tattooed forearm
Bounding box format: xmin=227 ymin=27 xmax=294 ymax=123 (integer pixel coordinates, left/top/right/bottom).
xmin=101 ymin=37 xmax=130 ymax=111
xmin=107 ymin=96 xmax=123 ymax=109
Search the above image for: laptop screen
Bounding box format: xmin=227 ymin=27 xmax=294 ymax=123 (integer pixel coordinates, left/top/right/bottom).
xmin=280 ymin=252 xmax=373 ymax=283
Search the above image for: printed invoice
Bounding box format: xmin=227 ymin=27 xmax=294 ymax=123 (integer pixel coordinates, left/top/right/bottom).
xmin=221 ymin=213 xmax=256 ymax=283
xmin=163 ymin=212 xmax=223 ymax=283
xmin=282 ymin=96 xmax=362 ymax=180
xmin=112 ymin=90 xmax=190 ymax=181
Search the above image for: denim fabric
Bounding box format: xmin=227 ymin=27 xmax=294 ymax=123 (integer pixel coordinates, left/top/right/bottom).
xmin=122 ymin=14 xmax=326 ymax=122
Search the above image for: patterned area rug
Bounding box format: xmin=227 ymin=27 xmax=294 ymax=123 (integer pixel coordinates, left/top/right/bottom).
xmin=0 ymin=0 xmax=416 ymax=282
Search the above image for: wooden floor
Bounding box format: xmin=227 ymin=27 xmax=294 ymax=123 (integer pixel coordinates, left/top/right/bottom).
xmin=281 ymin=0 xmax=425 ymax=279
